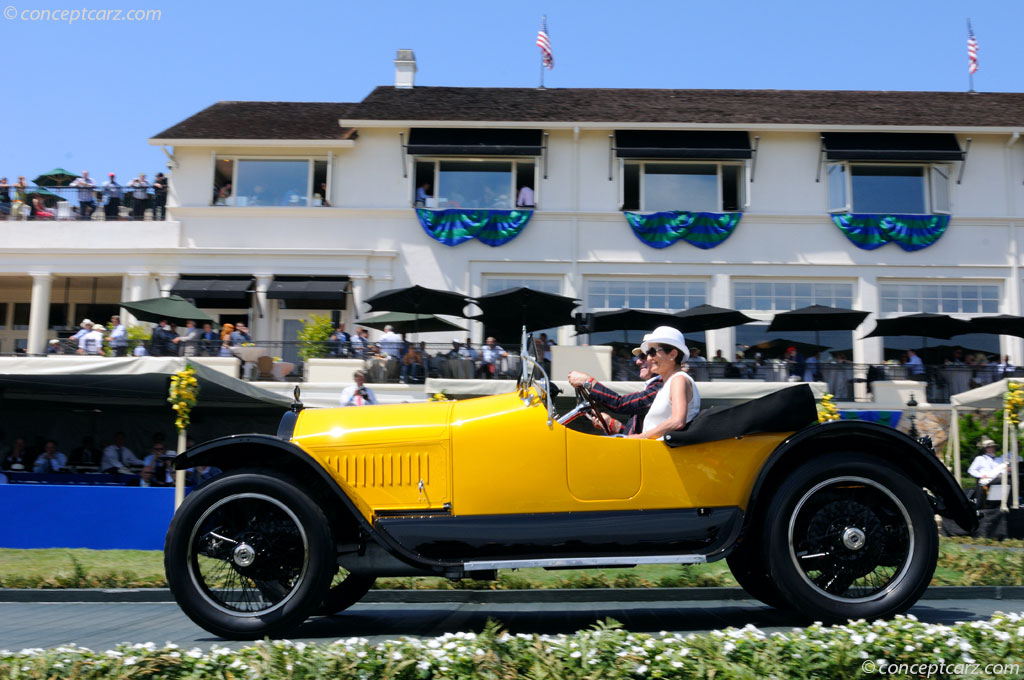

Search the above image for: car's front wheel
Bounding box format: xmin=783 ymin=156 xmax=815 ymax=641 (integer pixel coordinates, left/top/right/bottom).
xmin=164 ymin=469 xmax=335 ymax=639
xmin=763 ymin=453 xmax=937 ymax=622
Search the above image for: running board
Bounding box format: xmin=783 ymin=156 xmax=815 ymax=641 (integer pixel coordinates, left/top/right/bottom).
xmin=462 ymin=554 xmax=707 ymax=571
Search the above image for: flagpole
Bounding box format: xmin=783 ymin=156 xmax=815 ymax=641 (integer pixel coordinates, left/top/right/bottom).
xmin=967 ymin=18 xmax=976 ymax=93
xmin=540 ymin=58 xmax=545 ymax=89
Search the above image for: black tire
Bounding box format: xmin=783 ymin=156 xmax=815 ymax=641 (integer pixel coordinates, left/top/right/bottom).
xmin=164 ymin=469 xmax=335 ymax=640
xmin=762 ymin=453 xmax=938 ymax=623
xmin=316 ymin=569 xmax=375 ymax=615
xmin=726 ymin=538 xmax=789 ymax=610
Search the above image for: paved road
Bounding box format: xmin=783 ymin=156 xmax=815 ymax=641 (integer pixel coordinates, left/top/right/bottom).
xmin=2 ymin=597 xmax=1023 ymax=650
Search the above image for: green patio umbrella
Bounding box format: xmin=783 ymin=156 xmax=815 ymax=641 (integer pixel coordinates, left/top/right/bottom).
xmin=25 ymin=187 xmax=67 ymax=208
xmin=356 ymin=312 xmax=466 ymax=335
xmin=32 ymin=168 xmax=79 ymax=187
xmin=119 ymin=295 xmax=213 ymax=325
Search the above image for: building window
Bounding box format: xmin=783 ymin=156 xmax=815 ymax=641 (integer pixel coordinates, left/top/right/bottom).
xmin=214 ymin=158 xmax=328 ymax=207
xmin=880 ymin=283 xmax=999 ymax=314
xmin=621 ymin=162 xmax=743 ymax=212
xmin=415 ymin=160 xmax=536 ymax=210
xmin=827 ymin=163 xmax=951 ymax=214
xmin=0 ymin=302 xmax=7 ymax=329
xmin=587 ymin=279 xmax=707 ymax=311
xmin=733 ymin=281 xmax=854 ymax=312
xmin=484 ymin=277 xmax=560 ymax=295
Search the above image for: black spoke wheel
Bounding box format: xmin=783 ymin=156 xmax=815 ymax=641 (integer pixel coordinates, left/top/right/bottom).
xmin=763 ymin=453 xmax=937 ymax=622
xmin=316 ymin=569 xmax=375 ymax=615
xmin=164 ymin=469 xmax=335 ymax=639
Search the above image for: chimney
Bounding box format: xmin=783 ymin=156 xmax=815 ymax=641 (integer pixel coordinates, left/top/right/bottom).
xmin=394 ymin=49 xmax=417 ymax=89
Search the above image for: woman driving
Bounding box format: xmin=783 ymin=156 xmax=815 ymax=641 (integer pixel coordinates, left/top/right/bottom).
xmin=629 ymin=326 xmax=700 ymax=440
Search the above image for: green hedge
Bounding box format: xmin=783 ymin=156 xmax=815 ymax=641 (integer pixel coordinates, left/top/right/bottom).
xmin=2 ymin=614 xmax=1022 ymax=679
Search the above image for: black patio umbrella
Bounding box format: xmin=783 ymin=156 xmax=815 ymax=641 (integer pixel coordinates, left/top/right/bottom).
xmin=363 ymin=285 xmax=471 ymax=318
xmin=862 ymin=313 xmax=972 ymax=343
xmin=472 ymin=287 xmax=580 ymax=343
xmin=969 ymin=314 xmax=1024 ymax=339
xmin=32 ymin=167 xmax=79 ymax=187
xmin=752 ymin=338 xmax=830 ymax=359
xmin=119 ymin=295 xmax=213 ymax=325
xmin=674 ymin=304 xmax=756 ymax=333
xmin=768 ymin=304 xmax=870 ymax=347
xmin=357 ymin=312 xmax=466 ymax=335
xmin=582 ymin=308 xmax=683 ymax=341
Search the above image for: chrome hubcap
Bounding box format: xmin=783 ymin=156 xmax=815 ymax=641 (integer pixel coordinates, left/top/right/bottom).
xmin=842 ymin=527 xmax=866 ymax=551
xmin=232 ymin=543 xmax=256 ymax=567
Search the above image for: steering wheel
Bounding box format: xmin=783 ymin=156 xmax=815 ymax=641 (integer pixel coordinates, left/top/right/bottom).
xmin=575 ymin=385 xmax=613 ymax=436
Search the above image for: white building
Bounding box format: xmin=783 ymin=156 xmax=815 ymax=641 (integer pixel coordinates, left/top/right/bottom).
xmin=5 ymin=50 xmax=1024 ymax=383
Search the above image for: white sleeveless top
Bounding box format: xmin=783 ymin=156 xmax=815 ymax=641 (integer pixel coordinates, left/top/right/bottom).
xmin=642 ymin=371 xmax=700 ymax=438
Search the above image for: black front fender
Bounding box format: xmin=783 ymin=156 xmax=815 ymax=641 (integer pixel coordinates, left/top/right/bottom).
xmin=747 ymin=420 xmax=978 ymax=533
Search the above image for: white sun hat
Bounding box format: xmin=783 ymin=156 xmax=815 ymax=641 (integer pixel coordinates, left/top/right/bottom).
xmin=640 ymin=326 xmax=690 ymax=363
xmin=631 ymin=333 xmax=653 ymax=357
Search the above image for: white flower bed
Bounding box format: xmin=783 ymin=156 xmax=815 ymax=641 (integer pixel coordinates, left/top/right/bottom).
xmin=1 ymin=613 xmax=1022 ymax=679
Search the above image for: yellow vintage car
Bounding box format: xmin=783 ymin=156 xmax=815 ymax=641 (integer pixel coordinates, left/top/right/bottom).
xmin=165 ymin=341 xmax=976 ymax=639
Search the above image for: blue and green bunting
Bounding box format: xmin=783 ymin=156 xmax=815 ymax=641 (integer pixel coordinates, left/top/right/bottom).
xmin=624 ymin=211 xmax=742 ymax=249
xmin=416 ymin=209 xmax=532 ymax=247
xmin=830 ymin=213 xmax=950 ymax=252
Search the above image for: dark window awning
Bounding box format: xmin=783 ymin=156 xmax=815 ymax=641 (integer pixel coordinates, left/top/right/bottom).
xmin=822 ymin=133 xmax=964 ymax=161
xmin=266 ymin=277 xmax=349 ymax=301
xmin=614 ymin=130 xmax=752 ymax=159
xmin=172 ymin=277 xmax=253 ymax=300
xmin=406 ymin=128 xmax=543 ymax=156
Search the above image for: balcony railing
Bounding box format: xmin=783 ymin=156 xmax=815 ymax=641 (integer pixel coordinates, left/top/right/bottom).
xmin=0 ymin=185 xmax=167 ymax=221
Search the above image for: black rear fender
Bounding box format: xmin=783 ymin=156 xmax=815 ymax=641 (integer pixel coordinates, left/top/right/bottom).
xmin=744 ymin=421 xmax=977 ymax=536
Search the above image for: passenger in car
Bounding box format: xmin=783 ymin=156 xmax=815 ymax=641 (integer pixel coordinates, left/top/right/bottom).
xmin=567 ymin=333 xmax=661 ymax=435
xmin=631 ymin=326 xmax=701 ymax=440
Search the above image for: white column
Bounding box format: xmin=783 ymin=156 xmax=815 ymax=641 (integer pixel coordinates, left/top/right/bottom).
xmin=251 ymin=274 xmax=274 ymax=341
xmin=705 ymin=273 xmax=732 ymax=360
xmin=347 ymin=275 xmax=369 ymax=328
xmin=157 ymin=272 xmax=179 ymax=298
xmin=27 ymin=273 xmax=53 ymax=355
xmin=854 ymin=275 xmax=883 ymax=401
xmin=121 ymin=271 xmax=150 ymax=327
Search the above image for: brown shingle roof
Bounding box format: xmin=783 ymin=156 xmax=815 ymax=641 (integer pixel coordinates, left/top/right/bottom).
xmin=151 ymin=101 xmax=358 ymax=140
xmin=343 ymin=86 xmax=1024 ymax=128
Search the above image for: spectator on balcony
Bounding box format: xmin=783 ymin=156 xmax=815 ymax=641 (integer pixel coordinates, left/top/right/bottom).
xmin=103 ymin=173 xmax=123 ymax=220
xmin=711 ymin=349 xmax=727 ymax=364
xmin=906 ymin=348 xmax=925 ymax=377
xmin=350 ymin=327 xmax=369 ymax=357
xmin=400 ymin=342 xmax=425 ymax=384
xmin=803 ymin=351 xmax=822 ymax=382
xmin=29 ymin=196 xmax=54 ymax=220
xmin=477 ymin=337 xmax=507 ymax=379
xmin=230 ymin=322 xmax=252 ymax=346
xmin=108 ymin=315 xmax=128 ymax=356
xmin=340 ymin=370 xmax=378 ymax=406
xmin=0 ymin=178 xmax=12 ymax=220
xmin=198 ymin=322 xmax=218 ymax=356
xmin=32 ymin=440 xmax=68 ymax=473
xmin=214 ymin=181 xmax=232 ymax=205
xmin=133 ymin=340 xmax=149 ymax=356
xmin=70 ymin=435 xmax=101 ymax=468
xmin=128 ymin=174 xmax=150 ymax=220
xmin=101 ymin=432 xmax=143 ymax=472
xmin=998 ymin=355 xmax=1016 ymax=378
xmin=77 ymin=323 xmax=105 ymax=355
xmin=446 ymin=339 xmax=463 ymax=359
xmin=173 ymin=320 xmax=199 ymax=356
xmin=378 ymin=325 xmax=403 ymax=360
xmin=70 ymin=318 xmax=93 ymax=343
xmin=328 ymin=324 xmax=350 ymax=356
xmin=70 ymin=171 xmax=97 ymax=220
xmin=11 ymin=177 xmax=28 ymax=220
xmin=460 ymin=338 xmax=479 ymax=361
xmin=415 ymin=182 xmax=432 ymax=207
xmin=46 ymin=338 xmax=62 ymax=354
xmin=516 ymin=184 xmax=535 ymax=208
xmin=143 ymin=442 xmax=174 ymax=485
xmin=186 ymin=464 xmax=222 ymax=486
xmin=149 ymin=319 xmax=178 ymax=357
xmin=152 ymin=173 xmax=168 ymax=220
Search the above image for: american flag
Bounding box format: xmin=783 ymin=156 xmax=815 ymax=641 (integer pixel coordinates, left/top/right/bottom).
xmin=967 ymin=19 xmax=979 ymax=74
xmin=537 ymin=16 xmax=553 ymax=70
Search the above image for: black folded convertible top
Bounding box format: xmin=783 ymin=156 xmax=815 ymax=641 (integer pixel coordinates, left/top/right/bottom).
xmin=664 ymin=384 xmax=818 ymax=447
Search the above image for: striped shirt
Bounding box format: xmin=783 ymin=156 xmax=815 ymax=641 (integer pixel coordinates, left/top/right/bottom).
xmin=589 ymin=375 xmax=663 ymax=435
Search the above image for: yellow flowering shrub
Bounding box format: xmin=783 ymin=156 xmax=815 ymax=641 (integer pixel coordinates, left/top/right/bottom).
xmin=1004 ymin=382 xmax=1023 ymax=426
xmin=168 ymin=365 xmax=200 ymax=431
xmin=817 ymin=393 xmax=840 ymax=423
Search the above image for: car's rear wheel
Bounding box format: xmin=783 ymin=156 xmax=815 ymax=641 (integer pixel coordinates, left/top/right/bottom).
xmin=316 ymin=569 xmax=375 ymax=615
xmin=164 ymin=469 xmax=335 ymax=639
xmin=763 ymin=453 xmax=937 ymax=622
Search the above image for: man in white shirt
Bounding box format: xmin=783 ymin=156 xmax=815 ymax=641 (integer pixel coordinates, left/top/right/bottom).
xmin=378 ymin=325 xmax=403 ymax=360
xmin=460 ymin=338 xmax=479 ymax=361
xmin=340 ymin=370 xmax=378 ymax=406
xmin=173 ymin=320 xmax=200 ymax=356
xmin=477 ymin=337 xmax=507 ymax=378
xmin=70 ymin=318 xmax=93 ymax=342
xmin=100 ymin=432 xmax=144 ymax=472
xmin=78 ymin=323 xmax=105 ymax=355
xmin=968 ymin=438 xmax=1014 ymax=485
xmin=516 ymin=184 xmax=535 ymax=207
xmin=129 ymin=173 xmax=150 ymax=220
xmin=69 ymin=170 xmax=97 ymax=220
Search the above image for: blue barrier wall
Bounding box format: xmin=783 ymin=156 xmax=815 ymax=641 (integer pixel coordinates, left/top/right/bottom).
xmin=0 ymin=486 xmax=174 ymax=550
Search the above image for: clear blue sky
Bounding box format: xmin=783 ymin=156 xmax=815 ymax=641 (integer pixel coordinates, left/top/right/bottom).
xmin=2 ymin=0 xmax=1021 ymax=182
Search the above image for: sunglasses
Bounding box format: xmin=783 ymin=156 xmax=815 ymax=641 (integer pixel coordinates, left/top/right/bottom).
xmin=645 ymin=346 xmax=668 ymax=358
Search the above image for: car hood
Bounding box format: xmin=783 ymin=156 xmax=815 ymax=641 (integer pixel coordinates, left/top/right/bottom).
xmin=290 ymin=400 xmax=456 ymax=450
